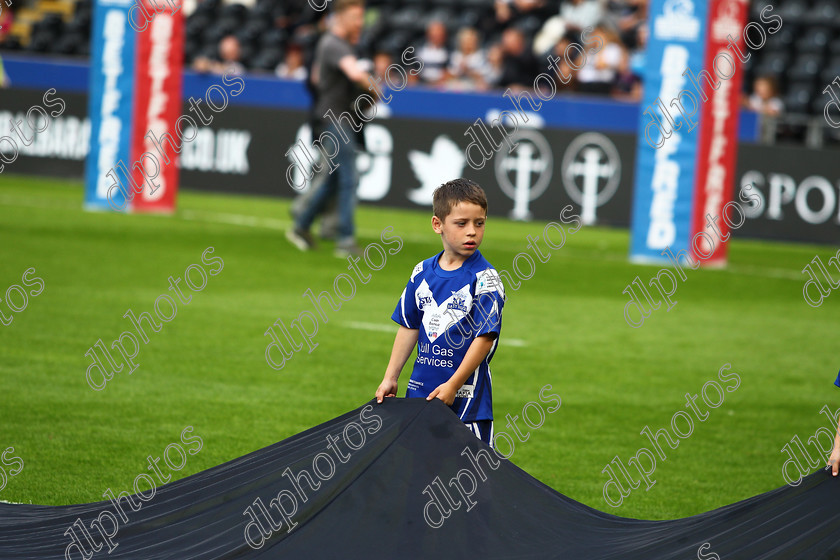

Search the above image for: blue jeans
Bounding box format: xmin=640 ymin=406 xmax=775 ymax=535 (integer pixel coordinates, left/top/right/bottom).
xmin=294 ymin=122 xmax=358 ymax=241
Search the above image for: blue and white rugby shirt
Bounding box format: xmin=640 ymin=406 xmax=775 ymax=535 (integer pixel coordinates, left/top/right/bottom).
xmin=391 ymin=250 xmax=504 ymax=421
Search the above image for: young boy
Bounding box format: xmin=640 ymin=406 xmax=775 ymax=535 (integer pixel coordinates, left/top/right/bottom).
xmin=375 ymin=178 xmax=505 ymax=445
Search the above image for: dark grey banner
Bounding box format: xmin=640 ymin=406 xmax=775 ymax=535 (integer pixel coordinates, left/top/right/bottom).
xmin=1 ymin=88 xmax=836 ymax=245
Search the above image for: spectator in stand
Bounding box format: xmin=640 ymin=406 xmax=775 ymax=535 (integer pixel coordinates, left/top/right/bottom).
xmin=447 ymin=27 xmax=489 ymax=91
xmin=559 ymin=0 xmax=604 ymax=42
xmin=192 ymin=35 xmax=246 ymax=75
xmin=372 ymin=49 xmax=393 ymax=80
xmin=276 ymin=43 xmax=307 ymax=80
xmin=498 ymin=27 xmax=540 ymax=89
xmin=746 ymin=75 xmax=784 ymax=116
xmin=533 ymin=14 xmax=566 ymax=59
xmin=371 ymin=50 xmax=394 ymax=116
xmin=613 ymin=24 xmax=646 ymax=101
xmin=547 ymin=35 xmax=578 ymax=93
xmin=483 ymin=43 xmax=504 ymax=90
xmin=575 ymin=26 xmax=622 ymax=95
xmin=416 ymin=20 xmax=450 ymax=86
xmin=628 ymin=24 xmax=647 ymax=76
xmin=218 ymin=35 xmax=246 ymax=74
xmin=493 ymin=0 xmax=553 ymax=32
xmin=605 ymin=0 xmax=647 ymax=48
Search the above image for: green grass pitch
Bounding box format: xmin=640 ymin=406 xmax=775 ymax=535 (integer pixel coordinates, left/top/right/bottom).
xmin=0 ymin=174 xmax=838 ymax=520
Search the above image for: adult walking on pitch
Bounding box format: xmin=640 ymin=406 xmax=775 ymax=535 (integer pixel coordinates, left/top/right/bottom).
xmin=286 ymin=0 xmax=371 ymax=258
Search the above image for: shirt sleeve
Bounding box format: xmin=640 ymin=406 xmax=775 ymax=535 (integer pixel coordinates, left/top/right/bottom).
xmin=391 ymin=263 xmax=423 ymax=329
xmin=834 ymin=369 xmax=839 ymax=389
xmin=471 ymin=267 xmax=504 ymax=338
xmin=325 ymin=39 xmax=353 ymax=73
xmin=447 ymin=52 xmax=460 ymax=75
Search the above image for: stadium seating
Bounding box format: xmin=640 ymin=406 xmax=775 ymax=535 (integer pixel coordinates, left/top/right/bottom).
xmin=3 ymin=0 xmax=840 ymax=144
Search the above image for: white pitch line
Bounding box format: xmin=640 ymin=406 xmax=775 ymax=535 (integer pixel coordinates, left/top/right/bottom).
xmin=179 ymin=208 xmax=432 ymax=244
xmin=343 ymin=321 xmax=528 ymax=346
xmin=503 ymin=338 xmax=528 ymax=347
xmin=180 ymin=209 xmax=288 ymax=230
xmin=726 ymin=264 xmax=805 ymax=281
xmin=0 ymin=195 xmax=815 ymax=283
xmin=0 ymin=194 xmax=78 ymax=210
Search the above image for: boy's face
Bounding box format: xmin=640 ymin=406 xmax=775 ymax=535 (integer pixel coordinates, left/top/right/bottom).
xmin=432 ymin=201 xmax=486 ymax=259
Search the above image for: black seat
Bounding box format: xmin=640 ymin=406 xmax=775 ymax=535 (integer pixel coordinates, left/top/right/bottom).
xmin=220 ymin=2 xmax=248 ymax=23
xmin=236 ymin=20 xmax=264 ymax=46
xmin=806 ymin=0 xmax=840 ymax=25
xmin=245 ymin=15 xmax=269 ymax=36
xmin=251 ymin=47 xmax=284 ymax=72
xmin=422 ymin=8 xmax=454 ymax=28
xmin=34 ymin=13 xmax=64 ymax=38
xmin=795 ymin=26 xmax=831 ymax=53
xmin=754 ymin=50 xmax=790 ymax=75
xmin=25 ymin=32 xmax=52 ymax=53
xmin=74 ymin=0 xmax=91 ymax=16
xmin=53 ymin=32 xmax=85 ymax=55
xmin=202 ymin=18 xmax=238 ymax=44
xmin=820 ymin=54 xmax=840 ymax=84
xmin=184 ymin=39 xmax=201 ymax=63
xmin=430 ymin=0 xmax=462 ymax=8
xmin=517 ymin=14 xmax=544 ymax=36
xmin=252 ymin=0 xmax=274 ymax=20
xmin=376 ymin=30 xmax=414 ymax=55
xmin=260 ymin=27 xmax=287 ymax=49
xmin=768 ymin=23 xmax=797 ymax=50
xmin=0 ymin=35 xmax=22 ymax=50
xmin=750 ymin=0 xmax=773 ymax=19
xmin=788 ymin=53 xmax=823 ymax=84
xmin=194 ymin=0 xmax=220 ymax=17
xmin=783 ymin=83 xmax=813 ymax=113
xmin=186 ymin=13 xmax=212 ymax=41
xmin=455 ymin=9 xmax=482 ymax=30
xmin=389 ymin=7 xmax=423 ymax=30
xmin=197 ymin=43 xmax=219 ymax=60
xmin=812 ymin=94 xmax=840 ymax=117
xmin=461 ymin=0 xmax=494 ymax=8
xmin=65 ymin=14 xmax=90 ymax=37
xmin=779 ymin=0 xmax=809 ymax=24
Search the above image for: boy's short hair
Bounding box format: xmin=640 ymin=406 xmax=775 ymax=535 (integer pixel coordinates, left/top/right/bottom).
xmin=432 ymin=178 xmax=488 ymax=221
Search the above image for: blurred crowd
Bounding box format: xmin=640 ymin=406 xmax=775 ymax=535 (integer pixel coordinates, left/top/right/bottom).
xmin=183 ymin=0 xmax=779 ymax=111
xmin=189 ymin=0 xmax=650 ymax=102
xmin=406 ymin=0 xmax=651 ymax=101
xmin=0 ymin=0 xmax=788 ymax=113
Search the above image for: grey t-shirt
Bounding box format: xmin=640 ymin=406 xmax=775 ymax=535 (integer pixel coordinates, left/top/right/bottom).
xmin=313 ymin=32 xmax=356 ymax=118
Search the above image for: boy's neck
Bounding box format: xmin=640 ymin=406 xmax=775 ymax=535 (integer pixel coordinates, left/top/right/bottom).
xmin=438 ymin=249 xmax=471 ymax=271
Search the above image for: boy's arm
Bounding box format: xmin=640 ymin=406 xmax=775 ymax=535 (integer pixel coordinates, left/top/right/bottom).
xmin=427 ymin=334 xmax=496 ymax=406
xmin=376 ymin=326 xmax=419 ymax=403
xmin=829 ymin=414 xmax=840 ymax=476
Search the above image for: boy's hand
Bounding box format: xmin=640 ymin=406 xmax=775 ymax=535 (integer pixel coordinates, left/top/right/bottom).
xmin=828 ymin=446 xmax=840 ymax=476
xmin=427 ymin=382 xmax=457 ymax=406
xmin=376 ymin=379 xmax=398 ymax=403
